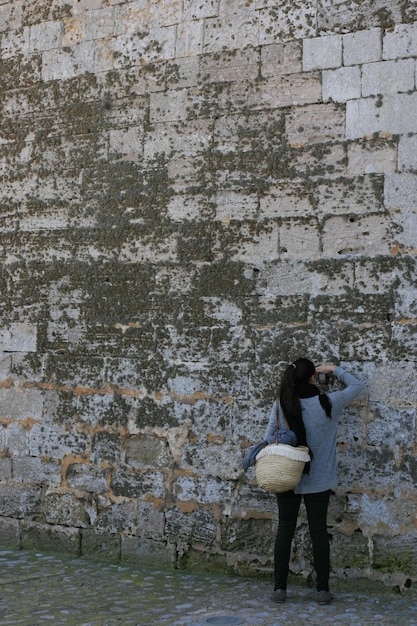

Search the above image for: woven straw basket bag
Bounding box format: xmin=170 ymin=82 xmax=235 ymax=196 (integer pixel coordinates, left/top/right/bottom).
xmin=255 ymin=443 xmax=310 ymax=493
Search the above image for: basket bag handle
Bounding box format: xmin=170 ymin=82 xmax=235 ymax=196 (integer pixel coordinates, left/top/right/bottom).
xmin=275 ymin=402 xmax=290 ymax=443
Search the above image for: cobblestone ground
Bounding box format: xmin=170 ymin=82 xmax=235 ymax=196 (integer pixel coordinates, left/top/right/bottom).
xmin=0 ymin=549 xmax=416 ymax=626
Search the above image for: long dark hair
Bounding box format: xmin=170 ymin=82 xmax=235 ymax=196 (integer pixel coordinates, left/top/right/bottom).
xmin=279 ymin=357 xmax=332 ymax=449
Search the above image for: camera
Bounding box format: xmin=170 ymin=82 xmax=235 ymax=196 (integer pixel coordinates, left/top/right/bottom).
xmin=317 ymin=373 xmax=331 ymax=384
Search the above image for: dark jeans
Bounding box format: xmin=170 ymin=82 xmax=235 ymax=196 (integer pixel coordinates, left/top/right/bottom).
xmin=274 ymin=490 xmax=331 ymax=592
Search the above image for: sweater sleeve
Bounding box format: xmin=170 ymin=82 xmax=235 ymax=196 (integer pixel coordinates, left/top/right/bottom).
xmin=329 ymin=366 xmax=365 ymax=415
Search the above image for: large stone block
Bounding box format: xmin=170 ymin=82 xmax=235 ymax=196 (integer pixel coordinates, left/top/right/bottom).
xmin=172 ymin=475 xmax=233 ymax=505
xmin=0 ymin=484 xmax=42 ymax=519
xmin=261 ymin=41 xmax=302 ymax=77
xmin=321 ymin=213 xmax=391 ymax=257
xmin=12 ymin=457 xmax=61 ymax=485
xmin=373 ymin=534 xmax=417 ymax=576
xmin=66 ymin=462 xmax=108 ymax=494
xmin=347 ymin=138 xmax=397 ymax=175
xmin=313 ymin=175 xmax=383 ymax=217
xmin=204 ymin=12 xmax=258 ymax=53
xmin=303 ymin=35 xmax=342 ymax=71
xmin=125 ymin=434 xmax=172 ymax=468
xmin=29 ymin=20 xmax=63 ymax=53
xmin=165 ymin=506 xmax=217 ymax=547
xmin=343 ymin=28 xmax=382 ymax=66
xmin=384 ymin=172 xmax=417 ymax=209
xmin=200 ymin=48 xmax=259 ymax=84
xmin=0 ymin=323 xmax=37 ymax=352
xmin=279 ymin=218 xmax=320 ymax=259
xmin=346 ymin=92 xmax=417 ymax=139
xmin=247 ymin=73 xmax=321 ymax=109
xmin=362 ymin=59 xmax=415 ymax=97
xmin=21 ymin=521 xmax=81 ymax=555
xmin=383 ymin=22 xmax=417 ymax=60
xmin=258 ymin=1 xmax=316 ymax=45
xmin=286 ymin=103 xmax=345 ymax=146
xmin=43 ymin=490 xmax=96 ymax=528
xmin=322 ymin=65 xmax=361 ymax=103
xmin=121 ymin=535 xmax=172 ymax=567
xmin=398 ymin=134 xmax=417 ymax=172
xmin=0 ymin=516 xmax=20 ymax=548
xmin=81 ymin=528 xmax=120 ymax=561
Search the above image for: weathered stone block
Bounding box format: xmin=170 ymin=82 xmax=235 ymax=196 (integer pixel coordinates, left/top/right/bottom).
xmin=43 ymin=490 xmax=95 ymax=528
xmin=346 ymin=92 xmax=417 ymax=139
xmin=29 ymin=423 xmax=89 ymax=458
xmin=183 ymin=0 xmax=219 ymax=21
xmin=125 ymin=434 xmax=172 ymax=468
xmin=213 ymin=221 xmax=279 ymax=264
xmin=261 ymin=41 xmax=302 ymax=77
xmin=0 ymin=484 xmax=42 ymax=519
xmin=66 ymin=462 xmax=108 ymax=494
xmin=383 ymin=22 xmax=417 ymax=60
xmin=258 ymin=2 xmax=316 ymax=45
xmin=338 ymin=446 xmax=398 ymax=494
xmin=173 ymin=475 xmax=233 ymax=505
xmin=347 ymin=138 xmax=397 ymax=175
xmin=110 ymin=469 xmax=166 ymax=499
xmin=135 ymin=501 xmax=165 ymax=540
xmin=0 ymin=457 xmax=12 ymax=482
xmin=200 ymin=48 xmax=259 ymax=84
xmin=366 ymin=405 xmax=415 ymax=451
xmin=331 ymin=531 xmax=370 ymax=569
xmin=322 ymin=66 xmax=361 ymax=103
xmin=0 ymin=26 xmax=30 ymax=59
xmin=166 ymin=56 xmax=200 ymax=89
xmin=373 ymin=534 xmax=417 ymax=576
xmin=286 ymin=103 xmax=345 ymax=146
xmin=181 ymin=441 xmax=242 ymax=480
xmin=0 ymin=323 xmax=37 ymax=352
xmin=220 ymin=517 xmax=274 ymax=553
xmin=259 ymin=259 xmax=353 ymax=298
xmin=29 ymin=20 xmax=63 ymax=53
xmin=121 ymin=535 xmax=172 ymax=567
xmin=384 ymin=172 xmax=417 ymax=209
xmin=362 ymin=59 xmax=415 ymax=97
xmin=0 ymin=516 xmax=20 ymax=548
xmin=303 ymin=35 xmax=342 ymax=71
xmin=398 ymin=134 xmax=417 ymax=172
xmin=343 ymin=28 xmax=382 ymax=66
xmin=204 ymin=13 xmax=258 ymax=54
xmin=247 ymin=73 xmax=321 ymax=109
xmin=367 ymin=363 xmax=416 ymax=407
xmin=4 ymin=423 xmax=29 ymax=456
xmin=318 ymin=0 xmax=402 ymax=33
xmin=81 ymin=528 xmax=120 ymax=561
xmin=259 ymin=182 xmax=312 ymax=218
xmin=289 ymin=142 xmax=347 ymax=178
xmin=0 ymin=3 xmax=22 ymax=33
xmin=21 ymin=521 xmax=80 ymax=555
xmin=314 ymin=175 xmax=383 ymax=217
xmin=321 ymin=213 xmax=391 ymax=257
xmin=12 ymin=457 xmax=61 ymax=485
xmin=165 ymin=507 xmax=217 ymax=547
xmin=279 ymin=218 xmax=320 ymax=259
xmin=215 ymin=191 xmax=258 ymax=221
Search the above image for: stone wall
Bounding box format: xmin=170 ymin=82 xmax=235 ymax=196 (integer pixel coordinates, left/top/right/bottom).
xmin=0 ymin=0 xmax=416 ymax=588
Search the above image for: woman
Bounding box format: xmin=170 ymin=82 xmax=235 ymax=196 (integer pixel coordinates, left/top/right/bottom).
xmin=264 ymin=358 xmax=364 ymax=605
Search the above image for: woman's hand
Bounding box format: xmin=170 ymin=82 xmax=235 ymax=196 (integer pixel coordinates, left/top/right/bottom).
xmin=316 ymin=363 xmax=337 ymax=374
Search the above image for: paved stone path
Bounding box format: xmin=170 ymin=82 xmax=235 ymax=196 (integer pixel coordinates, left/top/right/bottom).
xmin=0 ymin=548 xmax=416 ymax=625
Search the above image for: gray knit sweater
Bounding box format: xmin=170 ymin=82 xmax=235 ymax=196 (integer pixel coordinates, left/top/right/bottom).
xmin=264 ymin=367 xmax=364 ymax=494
